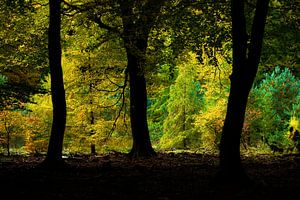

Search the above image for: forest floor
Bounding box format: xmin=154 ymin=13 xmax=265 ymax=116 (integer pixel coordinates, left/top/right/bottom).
xmin=1 ymin=152 xmax=300 ymax=200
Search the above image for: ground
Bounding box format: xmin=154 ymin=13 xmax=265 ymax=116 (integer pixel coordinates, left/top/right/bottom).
xmin=1 ymin=152 xmax=300 ymax=200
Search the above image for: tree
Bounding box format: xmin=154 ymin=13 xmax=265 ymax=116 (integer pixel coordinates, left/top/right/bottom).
xmin=42 ymin=0 xmax=67 ymax=166
xmin=119 ymin=0 xmax=165 ymax=157
xmin=194 ymin=48 xmax=232 ymax=151
xmin=160 ymin=52 xmax=203 ymax=149
xmin=246 ymin=66 xmax=300 ymax=150
xmin=62 ymin=0 xmax=165 ymax=157
xmin=217 ymin=0 xmax=270 ymax=184
xmin=259 ymin=0 xmax=299 ymax=75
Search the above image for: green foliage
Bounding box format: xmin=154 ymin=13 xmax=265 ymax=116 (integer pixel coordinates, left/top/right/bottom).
xmin=194 ymin=49 xmax=232 ymax=151
xmin=0 ymin=0 xmax=48 ymax=108
xmin=0 ymin=0 xmax=298 ymax=155
xmin=148 ymin=87 xmax=169 ymax=144
xmin=247 ymin=66 xmax=300 ymax=151
xmin=259 ymin=67 xmax=299 ymax=119
xmin=0 ymin=74 xmax=8 ymax=108
xmin=160 ymin=52 xmax=204 ymax=149
xmin=0 ymin=74 xmax=7 ymax=85
xmin=253 ymin=1 xmax=300 ymax=85
xmin=261 ymin=1 xmax=299 ymax=71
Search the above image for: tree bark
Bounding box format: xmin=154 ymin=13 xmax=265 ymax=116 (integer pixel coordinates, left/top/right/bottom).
xmin=217 ymin=0 xmax=270 ymax=184
xmin=43 ymin=0 xmax=67 ymax=167
xmin=120 ymin=1 xmax=164 ymax=157
xmin=126 ymin=49 xmax=156 ymax=157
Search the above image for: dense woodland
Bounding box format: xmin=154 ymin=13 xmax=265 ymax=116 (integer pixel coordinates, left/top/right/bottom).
xmin=0 ymin=0 xmax=300 ymax=189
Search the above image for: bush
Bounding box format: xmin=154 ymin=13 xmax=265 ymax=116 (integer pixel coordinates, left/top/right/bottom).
xmin=248 ymin=66 xmax=300 ymax=151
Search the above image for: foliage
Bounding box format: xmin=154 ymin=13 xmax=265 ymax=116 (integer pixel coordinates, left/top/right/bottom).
xmin=261 ymin=1 xmax=300 ymax=70
xmin=159 ymin=52 xmax=204 ymax=149
xmin=0 ymin=1 xmax=48 ymax=109
xmin=0 ymin=74 xmax=7 ymax=85
xmin=194 ymin=48 xmax=232 ymax=151
xmin=0 ymin=108 xmax=47 ymax=155
xmin=0 ymin=0 xmax=298 ymax=155
xmin=247 ymin=66 xmax=300 ymax=151
xmin=148 ymin=87 xmax=169 ymax=144
xmin=252 ymin=0 xmax=300 ymax=84
xmin=287 ymin=116 xmax=300 ymax=152
xmin=0 ymin=74 xmax=8 ymax=108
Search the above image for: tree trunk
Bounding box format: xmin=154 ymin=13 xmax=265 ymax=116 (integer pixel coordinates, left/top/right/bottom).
xmin=125 ymin=43 xmax=156 ymax=157
xmin=218 ymin=77 xmax=250 ymax=183
xmin=89 ymin=69 xmax=96 ymax=154
xmin=217 ymin=0 xmax=270 ymax=184
xmin=120 ymin=1 xmax=163 ymax=157
xmin=43 ymin=0 xmax=67 ymax=167
xmin=90 ymin=109 xmax=96 ymax=155
xmin=5 ymin=126 xmax=10 ymax=156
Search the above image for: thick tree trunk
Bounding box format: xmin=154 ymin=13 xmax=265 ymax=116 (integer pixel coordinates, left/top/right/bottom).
xmin=218 ymin=77 xmax=251 ymax=183
xmin=43 ymin=0 xmax=66 ymax=167
xmin=217 ymin=0 xmax=270 ymax=184
xmin=120 ymin=1 xmax=162 ymax=157
xmin=125 ymin=43 xmax=156 ymax=157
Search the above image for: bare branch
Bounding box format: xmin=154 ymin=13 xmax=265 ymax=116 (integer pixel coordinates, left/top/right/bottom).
xmin=92 ymin=86 xmax=121 ymax=93
xmin=104 ymin=69 xmax=123 ymax=87
xmin=105 ymin=67 xmax=128 ymax=139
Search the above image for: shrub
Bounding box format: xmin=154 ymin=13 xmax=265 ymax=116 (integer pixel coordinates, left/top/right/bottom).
xmin=248 ymin=66 xmax=300 ymax=151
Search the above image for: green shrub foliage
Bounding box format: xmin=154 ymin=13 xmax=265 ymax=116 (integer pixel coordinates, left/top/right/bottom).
xmin=248 ymin=66 xmax=300 ymax=151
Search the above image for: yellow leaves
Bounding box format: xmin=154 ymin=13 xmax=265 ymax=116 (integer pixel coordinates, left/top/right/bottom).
xmin=24 ymin=129 xmax=35 ymax=152
xmin=0 ymin=110 xmax=23 ymax=129
xmin=287 ymin=116 xmax=299 ymax=140
xmin=194 ymin=97 xmax=227 ymax=150
xmin=28 ymin=93 xmax=52 ymax=114
xmin=270 ymin=0 xmax=282 ymax=7
xmin=0 ymin=110 xmax=41 ymax=153
xmin=198 ymin=47 xmax=232 ymax=82
xmin=191 ymin=9 xmax=203 ymax=16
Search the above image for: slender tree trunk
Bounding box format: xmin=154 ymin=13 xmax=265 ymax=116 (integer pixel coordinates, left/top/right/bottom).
xmin=43 ymin=0 xmax=66 ymax=166
xmin=4 ymin=120 xmax=10 ymax=156
xmin=6 ymin=131 xmax=9 ymax=156
xmin=90 ymin=108 xmax=96 ymax=155
xmin=89 ymin=71 xmax=96 ymax=154
xmin=217 ymin=0 xmax=270 ymax=184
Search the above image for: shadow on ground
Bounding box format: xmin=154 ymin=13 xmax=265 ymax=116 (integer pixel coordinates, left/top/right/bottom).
xmin=1 ymin=153 xmax=300 ymax=199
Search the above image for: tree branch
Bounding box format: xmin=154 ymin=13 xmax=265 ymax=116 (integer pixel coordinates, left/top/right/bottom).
xmin=88 ymin=14 xmax=121 ymax=36
xmin=105 ymin=67 xmax=128 ymax=140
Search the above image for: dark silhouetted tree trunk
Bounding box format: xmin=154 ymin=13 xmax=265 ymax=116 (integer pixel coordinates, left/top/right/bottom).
xmin=125 ymin=48 xmax=155 ymax=157
xmin=4 ymin=119 xmax=10 ymax=156
xmin=217 ymin=0 xmax=270 ymax=184
xmin=90 ymin=108 xmax=96 ymax=155
xmin=43 ymin=0 xmax=66 ymax=167
xmin=120 ymin=1 xmax=164 ymax=157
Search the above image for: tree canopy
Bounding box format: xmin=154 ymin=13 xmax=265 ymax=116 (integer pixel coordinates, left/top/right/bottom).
xmin=0 ymin=0 xmax=299 ymax=184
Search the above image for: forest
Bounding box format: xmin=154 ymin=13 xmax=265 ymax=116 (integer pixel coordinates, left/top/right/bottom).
xmin=0 ymin=0 xmax=299 ymax=199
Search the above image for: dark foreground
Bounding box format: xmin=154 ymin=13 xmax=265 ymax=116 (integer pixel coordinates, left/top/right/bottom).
xmin=1 ymin=153 xmax=300 ymax=200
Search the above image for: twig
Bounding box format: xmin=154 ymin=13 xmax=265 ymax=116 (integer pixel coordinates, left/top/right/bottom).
xmin=104 ymin=67 xmax=128 ymax=140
